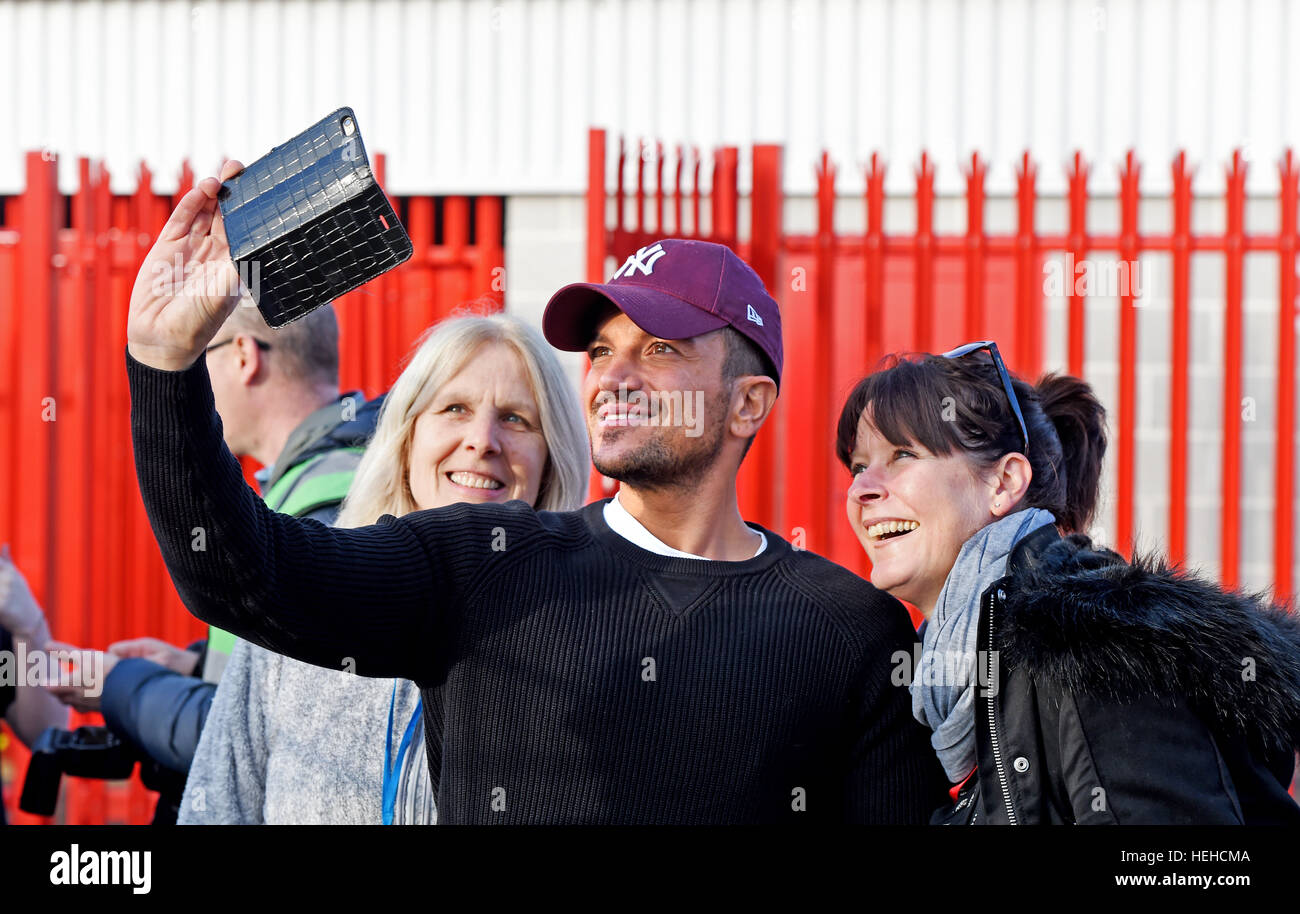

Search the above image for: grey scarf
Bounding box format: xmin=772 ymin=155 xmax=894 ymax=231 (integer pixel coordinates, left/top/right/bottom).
xmin=910 ymin=508 xmax=1056 ymax=782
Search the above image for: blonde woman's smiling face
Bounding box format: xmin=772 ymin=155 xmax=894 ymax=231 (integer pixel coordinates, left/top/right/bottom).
xmin=406 ymin=342 xmax=549 ymax=510
xmin=844 ymin=412 xmax=996 ymax=616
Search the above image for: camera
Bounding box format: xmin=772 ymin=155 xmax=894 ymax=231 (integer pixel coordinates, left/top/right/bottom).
xmin=20 ymin=725 xmax=187 ymax=823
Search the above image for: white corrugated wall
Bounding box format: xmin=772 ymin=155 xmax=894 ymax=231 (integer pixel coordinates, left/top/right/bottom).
xmin=2 ymin=0 xmax=1297 ymax=195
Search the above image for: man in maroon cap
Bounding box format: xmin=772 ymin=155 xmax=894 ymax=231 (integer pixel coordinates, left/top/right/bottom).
xmin=543 ymin=238 xmax=784 ymax=562
xmin=124 ymin=162 xmax=944 ymax=823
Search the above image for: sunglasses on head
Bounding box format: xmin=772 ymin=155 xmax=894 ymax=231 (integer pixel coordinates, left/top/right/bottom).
xmin=940 ymin=340 xmax=1029 ymax=455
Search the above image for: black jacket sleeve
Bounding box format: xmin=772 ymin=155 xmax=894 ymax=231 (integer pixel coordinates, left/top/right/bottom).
xmin=99 ymin=659 xmax=214 ymax=773
xmin=127 ymin=350 xmax=444 ymax=683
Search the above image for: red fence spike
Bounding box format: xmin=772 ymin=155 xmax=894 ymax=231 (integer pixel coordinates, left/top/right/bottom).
xmin=740 ymin=144 xmax=784 ymax=531
xmin=635 ymin=138 xmax=646 ymax=233
xmin=1170 ymin=150 xmax=1194 ymax=567
xmin=963 ymin=152 xmax=987 ymax=342
xmin=1115 ymin=149 xmax=1142 ymax=558
xmin=1275 ymin=149 xmax=1298 ymax=601
xmin=673 ymin=144 xmax=684 ymax=236
xmin=815 ymin=151 xmax=838 ymax=558
xmin=1066 ymin=150 xmax=1090 ymax=378
xmin=587 ymin=128 xmax=607 ymax=283
xmin=655 ymin=141 xmax=664 ymax=235
xmin=691 ymin=146 xmax=701 ymax=237
xmin=914 ymin=151 xmax=935 ymax=353
xmin=863 ymin=152 xmax=886 ymax=370
xmin=1222 ymin=148 xmax=1247 ymax=587
xmin=1014 ymin=151 xmax=1039 ymax=375
xmin=615 ymin=135 xmax=626 ymax=233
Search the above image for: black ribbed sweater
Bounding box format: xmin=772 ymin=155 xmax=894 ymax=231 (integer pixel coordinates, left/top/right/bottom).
xmin=127 ymin=351 xmax=946 ymax=823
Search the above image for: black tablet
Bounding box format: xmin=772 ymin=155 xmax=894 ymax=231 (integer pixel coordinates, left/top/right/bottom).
xmin=217 ymin=107 xmax=412 ymax=327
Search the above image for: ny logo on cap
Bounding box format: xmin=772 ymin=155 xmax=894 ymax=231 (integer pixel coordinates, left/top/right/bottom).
xmin=746 ymin=304 xmax=764 ymax=326
xmin=612 ymin=243 xmax=666 ymax=280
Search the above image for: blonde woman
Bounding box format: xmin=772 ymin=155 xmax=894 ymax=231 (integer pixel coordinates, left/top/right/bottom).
xmin=180 ymin=313 xmax=588 ymax=824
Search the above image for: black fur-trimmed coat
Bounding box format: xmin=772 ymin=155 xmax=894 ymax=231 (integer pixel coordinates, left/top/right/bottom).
xmin=939 ymin=525 xmax=1300 ymax=825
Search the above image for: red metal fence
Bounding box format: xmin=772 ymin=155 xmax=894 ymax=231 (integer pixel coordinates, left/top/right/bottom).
xmin=586 ymin=128 xmax=1300 ymax=601
xmin=0 ymin=151 xmax=504 ymax=824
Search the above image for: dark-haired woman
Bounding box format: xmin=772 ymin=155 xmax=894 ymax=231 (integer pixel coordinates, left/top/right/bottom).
xmin=837 ymin=342 xmax=1300 ymax=824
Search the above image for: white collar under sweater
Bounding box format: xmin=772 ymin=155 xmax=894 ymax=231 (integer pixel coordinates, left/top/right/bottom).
xmin=603 ymin=492 xmax=767 ymax=560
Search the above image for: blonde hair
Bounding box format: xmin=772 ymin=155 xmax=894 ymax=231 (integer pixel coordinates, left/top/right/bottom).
xmin=335 ymin=313 xmax=589 ymax=527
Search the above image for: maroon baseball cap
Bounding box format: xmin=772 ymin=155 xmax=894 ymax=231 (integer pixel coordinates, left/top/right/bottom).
xmin=543 ymin=238 xmax=783 ymax=383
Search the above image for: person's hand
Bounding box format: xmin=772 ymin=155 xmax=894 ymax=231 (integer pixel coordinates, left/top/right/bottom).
xmin=43 ymin=641 xmax=116 ymax=713
xmin=108 ymin=637 xmax=201 ymax=676
xmin=0 ymin=544 xmax=47 ymax=647
xmin=126 ymin=158 xmax=247 ymax=372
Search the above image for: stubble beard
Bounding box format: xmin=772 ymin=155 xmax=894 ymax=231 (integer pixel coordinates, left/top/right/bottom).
xmin=591 ymin=390 xmax=728 ymax=494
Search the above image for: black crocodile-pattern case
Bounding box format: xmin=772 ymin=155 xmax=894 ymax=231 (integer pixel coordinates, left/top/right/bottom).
xmin=217 ymin=107 xmax=412 ymax=327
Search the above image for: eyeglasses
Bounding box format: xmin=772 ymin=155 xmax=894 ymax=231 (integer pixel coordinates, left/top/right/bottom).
xmin=205 ymin=337 xmax=272 ymax=354
xmin=940 ymin=340 xmax=1029 ymax=454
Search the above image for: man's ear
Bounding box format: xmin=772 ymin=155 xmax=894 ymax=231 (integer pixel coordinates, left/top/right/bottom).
xmin=989 ymin=452 xmax=1033 ymax=516
xmin=729 ymin=376 xmax=778 ymax=441
xmin=234 ymin=335 xmax=266 ymax=385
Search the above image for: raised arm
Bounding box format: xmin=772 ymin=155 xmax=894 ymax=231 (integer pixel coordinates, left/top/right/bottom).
xmin=125 ymin=161 xmax=440 ymax=682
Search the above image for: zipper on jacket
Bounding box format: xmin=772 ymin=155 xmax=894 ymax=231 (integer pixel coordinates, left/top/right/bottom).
xmin=985 ymin=587 xmax=1018 ymax=825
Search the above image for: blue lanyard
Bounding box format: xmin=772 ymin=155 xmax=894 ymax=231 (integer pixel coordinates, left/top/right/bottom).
xmin=382 ymin=680 xmax=423 ymax=825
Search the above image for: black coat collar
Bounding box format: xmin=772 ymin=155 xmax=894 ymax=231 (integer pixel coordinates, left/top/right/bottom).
xmin=1007 ymin=523 xmax=1064 ymax=577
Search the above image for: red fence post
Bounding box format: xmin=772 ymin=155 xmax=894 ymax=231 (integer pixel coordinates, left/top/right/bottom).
xmin=13 ymin=151 xmax=58 ymax=612
xmin=914 ymin=152 xmax=935 ymax=352
xmin=587 ymin=129 xmax=607 ymax=283
xmin=814 ymin=152 xmax=838 ymax=554
xmin=691 ymin=148 xmax=702 ymax=239
xmin=963 ymin=153 xmax=987 ymax=341
xmin=1066 ymin=151 xmax=1090 ymax=378
xmin=475 ymin=195 xmax=505 ymax=310
xmin=635 ymin=139 xmax=647 ymax=235
xmin=864 ymin=153 xmax=885 ymax=370
xmin=401 ymin=195 xmax=435 ymax=357
xmin=672 ymin=146 xmax=685 ymax=236
xmin=1116 ymin=151 xmax=1141 ymax=557
xmin=713 ymin=147 xmax=739 ymax=246
xmin=1170 ymin=151 xmax=1194 ymax=567
xmin=1222 ymin=150 xmax=1247 ymax=588
xmin=654 ymin=141 xmax=665 ymax=236
xmin=55 ymin=157 xmax=94 ymax=713
xmin=587 ymin=131 xmax=614 ymax=504
xmin=1014 ymin=152 xmax=1039 ymax=374
xmin=740 ymin=144 xmax=783 ymax=529
xmin=1275 ymin=149 xmax=1298 ymax=601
